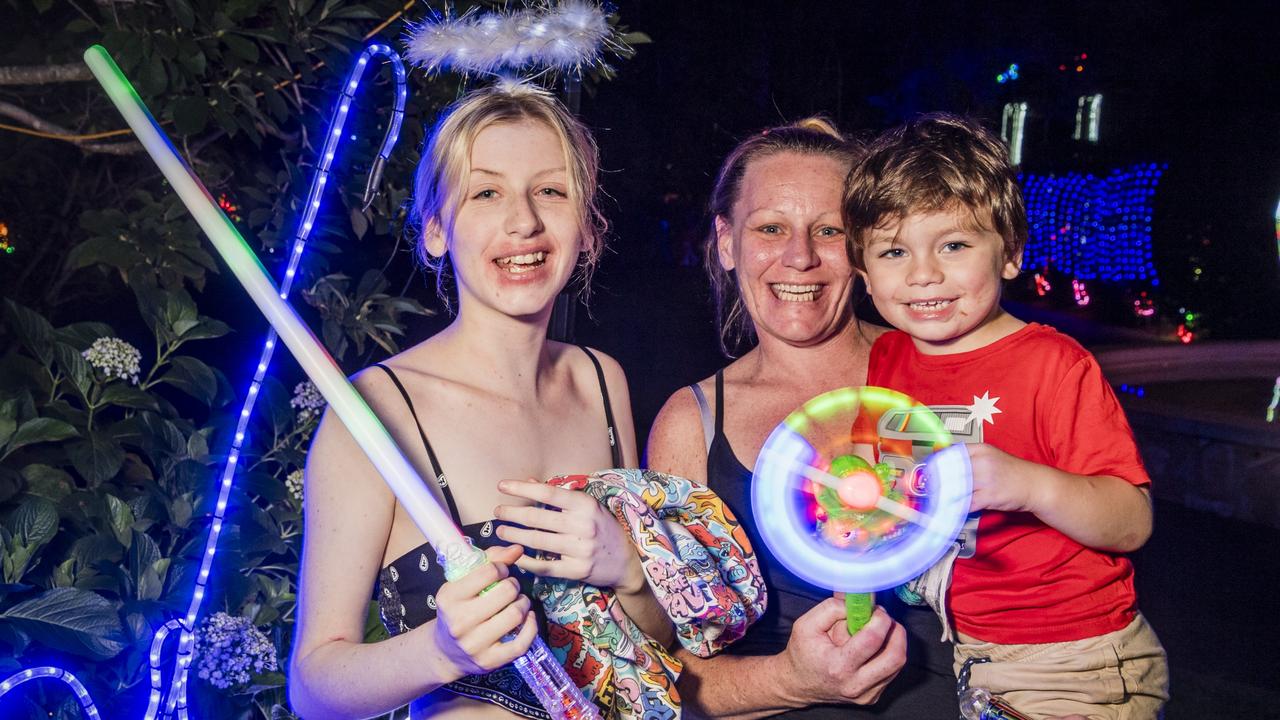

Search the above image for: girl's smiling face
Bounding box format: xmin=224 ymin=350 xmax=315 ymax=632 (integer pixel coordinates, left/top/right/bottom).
xmin=860 ymin=206 xmax=1022 ymax=355
xmin=426 ymin=119 xmax=582 ymax=322
xmin=717 ymin=151 xmax=855 ymax=348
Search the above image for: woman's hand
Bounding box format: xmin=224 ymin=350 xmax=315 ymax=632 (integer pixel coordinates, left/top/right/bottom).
xmin=432 ymin=544 xmax=538 ymax=680
xmin=494 ymin=478 xmax=645 ymax=593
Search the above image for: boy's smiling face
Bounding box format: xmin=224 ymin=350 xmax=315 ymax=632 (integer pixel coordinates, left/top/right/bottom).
xmin=859 ymin=206 xmax=1022 ymax=355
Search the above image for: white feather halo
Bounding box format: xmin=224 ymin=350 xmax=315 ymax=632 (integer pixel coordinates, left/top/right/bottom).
xmin=404 ymin=1 xmax=620 ymax=76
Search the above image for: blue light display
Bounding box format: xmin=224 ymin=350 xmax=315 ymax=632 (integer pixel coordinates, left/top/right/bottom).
xmin=1019 ymin=164 xmax=1165 ymax=283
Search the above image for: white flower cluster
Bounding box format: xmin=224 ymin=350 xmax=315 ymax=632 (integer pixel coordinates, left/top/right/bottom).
xmin=194 ymin=612 xmax=278 ymax=690
xmin=290 ymin=380 xmax=325 ymax=425
xmin=285 ymin=469 xmax=304 ymax=505
xmin=82 ymin=337 xmax=142 ymax=385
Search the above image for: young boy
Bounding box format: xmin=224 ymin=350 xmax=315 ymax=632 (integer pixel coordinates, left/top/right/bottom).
xmin=843 ymin=113 xmax=1168 ymax=719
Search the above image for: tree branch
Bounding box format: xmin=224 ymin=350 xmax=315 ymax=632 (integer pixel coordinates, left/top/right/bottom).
xmin=0 ymin=100 xmax=142 ymax=154
xmin=0 ymin=63 xmax=93 ymax=85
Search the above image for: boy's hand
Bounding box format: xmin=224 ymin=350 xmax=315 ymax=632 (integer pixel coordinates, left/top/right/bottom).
xmin=965 ymin=443 xmax=1050 ymax=514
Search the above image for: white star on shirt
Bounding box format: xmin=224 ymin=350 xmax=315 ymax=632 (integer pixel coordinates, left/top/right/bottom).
xmin=967 ymin=391 xmax=1002 ymax=426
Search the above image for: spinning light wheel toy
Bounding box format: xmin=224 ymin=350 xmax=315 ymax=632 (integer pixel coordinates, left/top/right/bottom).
xmin=751 ymin=386 xmax=972 ymax=633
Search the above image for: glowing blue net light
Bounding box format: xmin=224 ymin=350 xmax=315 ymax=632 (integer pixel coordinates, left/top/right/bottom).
xmin=1020 ymin=164 xmax=1165 ymax=283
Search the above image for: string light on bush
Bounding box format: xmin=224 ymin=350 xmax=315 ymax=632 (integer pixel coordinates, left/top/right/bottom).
xmin=1020 ymin=164 xmax=1164 ymax=283
xmin=0 ymin=667 xmax=101 ymax=719
xmin=0 ymin=221 xmax=14 ymax=255
xmin=1001 ymin=102 xmax=1028 ymax=166
xmin=996 ymin=63 xmax=1020 ymax=84
xmin=1133 ymin=291 xmax=1156 ymax=318
xmin=1034 ymin=272 xmax=1051 ymax=296
xmin=1073 ymin=94 xmax=1102 ymax=143
xmin=1072 ymin=278 xmax=1091 ymax=306
xmin=0 ymin=43 xmax=407 ymax=720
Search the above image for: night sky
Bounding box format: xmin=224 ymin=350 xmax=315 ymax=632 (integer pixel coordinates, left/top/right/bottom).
xmin=554 ymin=1 xmax=1280 ymax=434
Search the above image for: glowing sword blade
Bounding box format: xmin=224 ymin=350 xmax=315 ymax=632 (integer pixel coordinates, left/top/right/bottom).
xmin=81 ymin=44 xmax=463 ymax=551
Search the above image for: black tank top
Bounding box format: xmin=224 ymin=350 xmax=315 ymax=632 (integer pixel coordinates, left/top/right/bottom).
xmin=375 ymin=346 xmax=623 ymax=719
xmin=695 ymin=370 xmax=958 ymax=718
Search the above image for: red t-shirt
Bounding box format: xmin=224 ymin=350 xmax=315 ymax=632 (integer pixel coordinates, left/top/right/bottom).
xmin=867 ymin=323 xmax=1149 ymax=644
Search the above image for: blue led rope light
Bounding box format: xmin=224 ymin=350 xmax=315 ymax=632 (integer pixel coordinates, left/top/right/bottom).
xmin=0 ymin=44 xmax=406 ymax=720
xmin=0 ymin=668 xmax=101 ymax=720
xmin=1020 ymin=164 xmax=1164 ymax=283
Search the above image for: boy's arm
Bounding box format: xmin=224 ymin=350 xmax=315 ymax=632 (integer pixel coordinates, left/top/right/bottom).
xmin=966 ymin=443 xmax=1153 ymax=552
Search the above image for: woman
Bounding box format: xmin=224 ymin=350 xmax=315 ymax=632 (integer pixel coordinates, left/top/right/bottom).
xmin=288 ymin=81 xmax=669 ymax=720
xmin=646 ymin=119 xmax=955 ymax=718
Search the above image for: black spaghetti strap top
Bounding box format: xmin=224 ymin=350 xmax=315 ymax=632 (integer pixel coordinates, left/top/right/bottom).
xmin=702 ymin=370 xmax=827 ymax=658
xmin=374 ymin=346 xmax=622 ymax=719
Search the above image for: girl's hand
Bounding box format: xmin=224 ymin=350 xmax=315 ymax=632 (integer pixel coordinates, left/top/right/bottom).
xmin=964 ymin=443 xmax=1049 ymax=514
xmin=431 ymin=544 xmax=538 ymax=680
xmin=494 ymin=478 xmax=645 ymax=593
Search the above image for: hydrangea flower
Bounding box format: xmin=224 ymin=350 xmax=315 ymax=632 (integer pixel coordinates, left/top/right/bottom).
xmin=285 ymin=469 xmax=304 ymax=505
xmin=290 ymin=380 xmax=325 ymax=425
xmin=193 ymin=612 xmax=278 ymax=690
xmin=82 ymin=337 xmax=142 ymax=384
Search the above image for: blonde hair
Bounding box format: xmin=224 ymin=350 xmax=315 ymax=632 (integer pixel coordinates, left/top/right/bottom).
xmin=844 ymin=113 xmax=1028 ymax=272
xmin=704 ymin=117 xmax=860 ymax=355
xmin=408 ymin=80 xmax=607 ymax=310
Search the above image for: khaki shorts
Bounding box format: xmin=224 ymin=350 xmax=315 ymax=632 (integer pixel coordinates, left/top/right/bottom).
xmin=953 ymin=614 xmax=1169 ymax=719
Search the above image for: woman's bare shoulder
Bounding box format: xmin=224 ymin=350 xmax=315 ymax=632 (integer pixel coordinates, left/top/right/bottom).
xmin=646 ymin=377 xmax=715 ymax=482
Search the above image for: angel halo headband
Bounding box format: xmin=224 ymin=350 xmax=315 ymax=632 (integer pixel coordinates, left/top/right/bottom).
xmin=404 ymin=0 xmax=630 ymax=76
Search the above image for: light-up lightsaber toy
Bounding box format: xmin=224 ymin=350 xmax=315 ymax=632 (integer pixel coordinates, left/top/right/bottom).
xmin=78 ymin=44 xmax=598 ymax=720
xmin=751 ymin=386 xmax=972 ymax=634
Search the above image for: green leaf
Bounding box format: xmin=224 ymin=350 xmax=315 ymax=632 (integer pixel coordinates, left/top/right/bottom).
xmin=0 ymin=399 xmax=17 ymax=449
xmin=66 ymin=236 xmax=145 ymax=272
xmin=0 ymin=587 xmax=127 ymax=660
xmin=172 ymin=96 xmax=209 ymax=136
xmin=4 ymin=418 xmax=79 ymax=457
xmin=70 ymin=534 xmax=122 ymax=573
xmin=158 ymin=356 xmax=218 ymax=406
xmin=128 ymin=530 xmax=165 ymax=600
xmin=8 ymin=496 xmax=59 ymax=547
xmin=67 ymin=434 xmax=125 ymax=486
xmin=53 ymin=343 xmax=93 ymax=396
xmin=139 ymin=53 xmax=168 ymax=96
xmin=21 ymin=465 xmax=74 ymax=503
xmin=169 ymin=0 xmax=196 ymax=28
xmin=99 ymin=384 xmax=160 ymax=412
xmin=223 ymin=33 xmax=260 ymax=62
xmin=55 ymin=322 xmax=115 ymax=350
xmin=4 ymin=300 xmax=55 ymax=366
xmin=621 ymin=31 xmax=653 ymax=45
xmin=177 ymin=318 xmax=232 ymax=342
xmin=105 ymin=495 xmax=135 ymax=549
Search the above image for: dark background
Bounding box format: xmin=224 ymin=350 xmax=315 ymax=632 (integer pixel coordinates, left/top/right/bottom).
xmin=554 ymin=0 xmax=1280 ymax=440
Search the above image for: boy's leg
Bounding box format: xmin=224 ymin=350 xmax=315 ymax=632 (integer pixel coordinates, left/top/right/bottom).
xmin=952 ymin=614 xmax=1168 ymax=719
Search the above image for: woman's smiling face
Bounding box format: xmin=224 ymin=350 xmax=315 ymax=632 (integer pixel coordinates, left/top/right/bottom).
xmin=427 ymin=119 xmax=582 ymax=321
xmin=717 ymin=151 xmax=855 ymax=348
